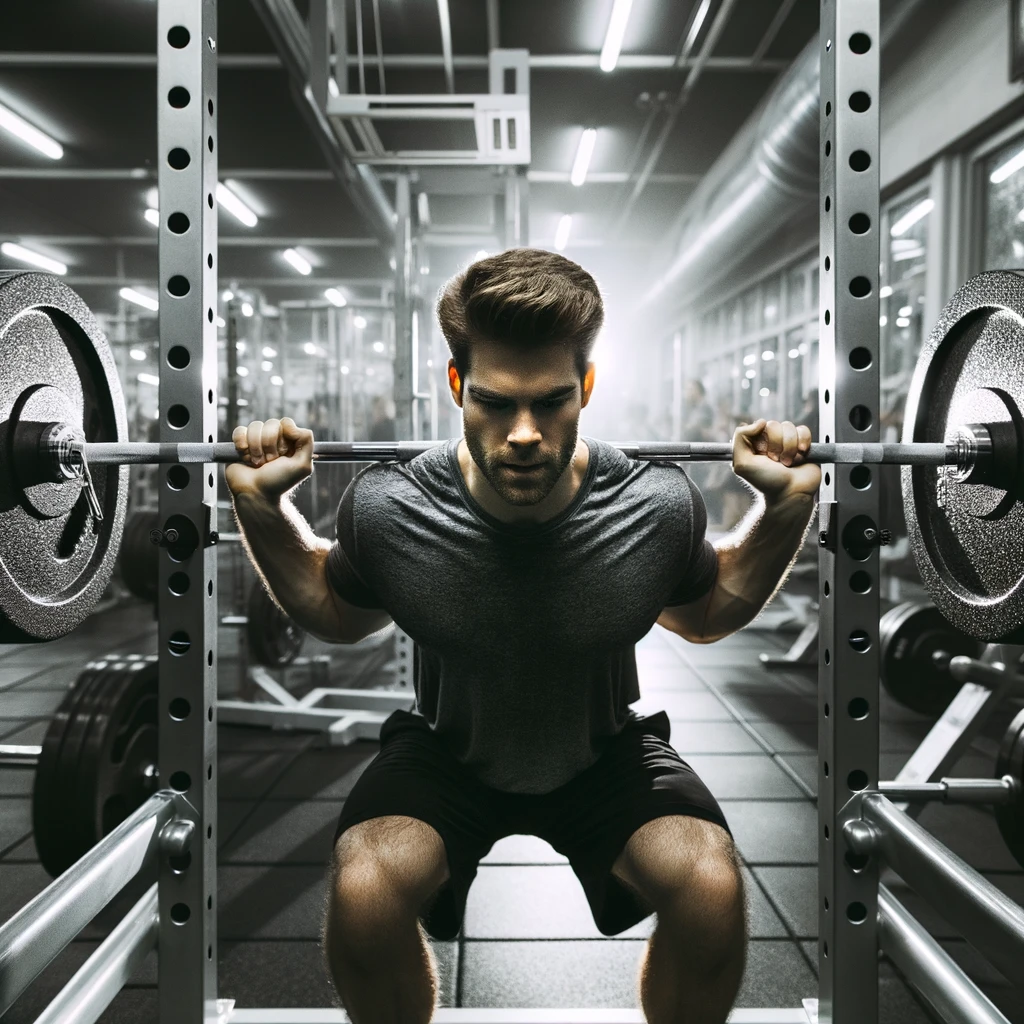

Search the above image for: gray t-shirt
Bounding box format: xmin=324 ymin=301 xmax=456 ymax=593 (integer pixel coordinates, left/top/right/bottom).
xmin=326 ymin=437 xmax=718 ymax=794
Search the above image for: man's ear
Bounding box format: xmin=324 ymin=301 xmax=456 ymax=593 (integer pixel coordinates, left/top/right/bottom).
xmin=448 ymin=360 xmax=463 ymax=408
xmin=581 ymin=363 xmax=596 ymax=409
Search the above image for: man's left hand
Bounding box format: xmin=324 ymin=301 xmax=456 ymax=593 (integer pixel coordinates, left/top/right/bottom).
xmin=732 ymin=418 xmax=821 ymax=504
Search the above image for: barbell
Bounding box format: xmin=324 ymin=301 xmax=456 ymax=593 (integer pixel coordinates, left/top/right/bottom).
xmin=2 ymin=268 xmax=1024 ymax=644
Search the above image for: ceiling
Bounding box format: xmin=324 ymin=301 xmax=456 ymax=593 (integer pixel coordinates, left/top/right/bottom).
xmin=0 ymin=0 xmax=820 ymax=317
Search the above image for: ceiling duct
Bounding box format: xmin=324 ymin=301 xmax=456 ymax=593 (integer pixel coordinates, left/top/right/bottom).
xmin=643 ymin=0 xmax=926 ymax=313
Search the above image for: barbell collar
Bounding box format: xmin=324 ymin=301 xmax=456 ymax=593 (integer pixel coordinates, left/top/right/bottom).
xmin=71 ymin=438 xmax=956 ymax=467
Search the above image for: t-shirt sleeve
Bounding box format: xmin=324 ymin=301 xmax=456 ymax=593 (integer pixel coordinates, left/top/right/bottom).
xmin=325 ymin=474 xmax=386 ymax=609
xmin=663 ymin=471 xmax=719 ymax=607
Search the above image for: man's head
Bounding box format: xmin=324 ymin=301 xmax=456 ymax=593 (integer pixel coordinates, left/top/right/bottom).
xmin=437 ymin=248 xmax=604 ymax=506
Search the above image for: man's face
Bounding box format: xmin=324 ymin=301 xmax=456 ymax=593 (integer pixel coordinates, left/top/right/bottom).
xmin=452 ymin=341 xmax=592 ymax=507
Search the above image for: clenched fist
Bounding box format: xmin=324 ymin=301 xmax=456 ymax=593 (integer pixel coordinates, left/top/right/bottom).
xmin=224 ymin=417 xmax=314 ymax=500
xmin=731 ymin=418 xmax=821 ymax=504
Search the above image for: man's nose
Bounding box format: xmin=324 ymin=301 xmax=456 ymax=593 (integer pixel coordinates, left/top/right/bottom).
xmin=508 ymin=411 xmax=542 ymax=446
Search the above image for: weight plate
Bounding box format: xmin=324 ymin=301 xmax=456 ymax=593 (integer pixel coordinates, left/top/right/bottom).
xmin=33 ymin=662 xmax=117 ymax=876
xmin=878 ymin=602 xmax=982 ymax=716
xmin=75 ymin=658 xmax=159 ymax=856
xmin=995 ymin=707 xmax=1024 ymax=871
xmin=0 ymin=272 xmax=129 ymax=642
xmin=902 ymin=270 xmax=1024 ymax=642
xmin=119 ymin=509 xmax=159 ymax=603
xmin=247 ymin=583 xmax=306 ymax=667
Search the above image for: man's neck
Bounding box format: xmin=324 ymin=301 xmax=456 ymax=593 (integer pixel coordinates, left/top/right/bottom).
xmin=457 ymin=438 xmax=590 ymax=524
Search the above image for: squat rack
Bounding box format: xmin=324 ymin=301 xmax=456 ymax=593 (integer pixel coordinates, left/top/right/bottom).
xmin=1 ymin=1 xmax=1024 ymax=1022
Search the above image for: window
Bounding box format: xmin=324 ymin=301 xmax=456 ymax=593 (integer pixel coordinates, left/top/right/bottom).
xmin=980 ymin=134 xmax=1024 ymax=270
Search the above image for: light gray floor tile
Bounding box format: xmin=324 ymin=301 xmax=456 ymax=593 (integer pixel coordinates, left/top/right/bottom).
xmin=684 ymin=754 xmax=805 ymax=799
xmin=724 ymin=802 xmax=818 ymax=865
xmin=0 ymin=691 xmax=64 ymax=719
xmin=670 ymin=720 xmax=764 ymax=755
xmin=0 ymin=798 xmax=32 ymax=855
xmin=0 ymin=768 xmax=34 ymax=797
xmin=633 ymin=690 xmax=734 ymax=721
xmin=0 ymin=721 xmax=49 ymax=746
xmin=751 ymin=866 xmax=818 ymax=939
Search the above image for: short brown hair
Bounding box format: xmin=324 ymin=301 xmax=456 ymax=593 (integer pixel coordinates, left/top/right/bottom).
xmin=436 ymin=248 xmax=604 ymax=380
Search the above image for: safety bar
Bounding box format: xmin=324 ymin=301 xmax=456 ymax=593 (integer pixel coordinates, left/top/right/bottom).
xmin=32 ymin=884 xmax=158 ymax=1024
xmin=845 ymin=794 xmax=1024 ymax=984
xmin=0 ymin=791 xmax=175 ymax=1017
xmin=879 ymin=886 xmax=1010 ymax=1024
xmin=878 ymin=776 xmax=1019 ymax=805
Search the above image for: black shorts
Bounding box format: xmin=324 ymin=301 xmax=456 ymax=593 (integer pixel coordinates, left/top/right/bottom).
xmin=333 ymin=709 xmax=730 ymax=941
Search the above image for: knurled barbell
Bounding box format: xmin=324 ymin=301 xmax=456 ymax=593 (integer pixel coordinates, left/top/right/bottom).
xmin=2 ymin=269 xmax=1024 ymax=643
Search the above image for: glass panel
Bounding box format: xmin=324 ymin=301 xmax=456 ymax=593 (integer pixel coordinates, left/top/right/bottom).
xmin=739 ymin=344 xmax=757 ymax=417
xmin=784 ymin=326 xmax=806 ymax=422
xmin=758 ymin=336 xmax=779 ymax=413
xmin=762 ymin=277 xmax=781 ymax=328
xmin=879 ymin=187 xmax=930 ymax=397
xmin=981 ymin=134 xmax=1024 ymax=270
xmin=726 ymin=298 xmax=742 ymax=340
xmin=741 ymin=288 xmax=759 ymax=334
xmin=786 ymin=265 xmax=807 ymax=317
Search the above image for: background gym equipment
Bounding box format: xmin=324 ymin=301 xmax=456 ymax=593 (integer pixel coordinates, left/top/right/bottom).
xmin=245 ymin=583 xmax=307 ymax=667
xmin=4 ymin=267 xmax=1024 ymax=651
xmin=117 ymin=508 xmax=160 ymax=604
xmin=996 ymin=709 xmax=1024 ymax=870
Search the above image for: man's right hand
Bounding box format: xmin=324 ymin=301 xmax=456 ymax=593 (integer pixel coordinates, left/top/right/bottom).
xmin=225 ymin=417 xmax=314 ymax=499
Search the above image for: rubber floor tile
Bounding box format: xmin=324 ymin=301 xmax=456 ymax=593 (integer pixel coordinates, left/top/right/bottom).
xmin=723 ymin=802 xmax=818 ymax=865
xmin=750 ymin=865 xmax=818 ymax=939
xmin=220 ymin=799 xmax=339 ymax=864
xmin=219 ymin=864 xmax=329 ymax=940
xmin=0 ymin=798 xmax=32 ymax=855
xmin=669 ymin=720 xmax=764 ymax=755
xmin=684 ymin=753 xmax=805 ymax=799
xmin=264 ymin=746 xmax=377 ymax=800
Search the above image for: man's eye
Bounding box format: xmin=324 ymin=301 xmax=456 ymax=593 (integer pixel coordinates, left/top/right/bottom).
xmin=540 ymin=397 xmax=569 ymax=409
xmin=479 ymin=398 xmax=510 ymax=410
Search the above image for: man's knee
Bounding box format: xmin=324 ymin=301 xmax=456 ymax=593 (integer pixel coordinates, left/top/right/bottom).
xmin=325 ymin=816 xmax=449 ymax=956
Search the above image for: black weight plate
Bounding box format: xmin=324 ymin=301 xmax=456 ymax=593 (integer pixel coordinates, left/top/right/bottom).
xmin=75 ymin=658 xmax=159 ymax=856
xmin=878 ymin=602 xmax=982 ymax=716
xmin=119 ymin=509 xmax=159 ymax=602
xmin=33 ymin=662 xmax=117 ymax=876
xmin=995 ymin=707 xmax=1024 ymax=870
xmin=0 ymin=272 xmax=129 ymax=642
xmin=902 ymin=271 xmax=1024 ymax=642
xmin=247 ymin=583 xmax=305 ymax=667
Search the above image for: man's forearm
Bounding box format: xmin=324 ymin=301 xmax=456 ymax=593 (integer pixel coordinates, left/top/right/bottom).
xmin=232 ymin=490 xmax=340 ymax=640
xmin=702 ymin=491 xmax=817 ymax=641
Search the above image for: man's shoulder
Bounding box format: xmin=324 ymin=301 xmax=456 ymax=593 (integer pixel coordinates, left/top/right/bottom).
xmin=350 ymin=441 xmax=453 ymax=503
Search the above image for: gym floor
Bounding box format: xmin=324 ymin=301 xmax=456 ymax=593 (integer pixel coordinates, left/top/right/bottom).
xmin=1 ymin=601 xmax=1022 ymax=1022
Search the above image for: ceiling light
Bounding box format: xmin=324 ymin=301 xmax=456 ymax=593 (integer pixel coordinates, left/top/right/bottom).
xmin=324 ymin=287 xmax=347 ymax=307
xmin=761 ymin=350 xmax=775 ymax=361
xmin=137 ymin=372 xmax=159 ymax=387
xmin=144 ymin=208 xmax=160 ymax=227
xmin=741 ymin=379 xmax=750 ymax=390
xmin=327 ymin=77 xmax=340 ymax=98
xmin=236 ymin=366 xmax=249 ymax=377
xmin=261 ymin=360 xmax=273 ymax=371
xmin=896 ymin=316 xmax=910 ymax=328
xmin=0 ymin=101 xmax=63 ymax=160
xmin=417 ymin=192 xmax=430 ymax=226
xmin=787 ymin=348 xmax=800 ymax=359
xmin=879 ymin=285 xmax=893 ymax=298
xmin=236 ymin=341 xmax=246 ymax=353
xmin=890 ymin=197 xmax=934 ymax=236
xmin=354 ymin=315 xmax=367 ymax=329
xmin=341 ymin=365 xmax=350 ymax=375
xmin=372 ymin=340 xmax=385 ymax=353
xmin=303 ymin=341 xmax=317 ymax=355
xmin=742 ymin=353 xmax=757 ymax=365
xmin=898 ymin=305 xmax=913 ymax=317
xmin=216 ymin=181 xmax=258 ymax=227
xmin=879 ymin=315 xmax=888 ymax=327
xmin=745 ymin=369 xmax=756 ymax=379
xmin=282 ymin=248 xmax=312 ymax=275
xmin=270 ymin=374 xmax=284 ymax=386
xmin=222 ymin=289 xmax=234 ymax=302
xmin=262 ymin=346 xmax=277 ymax=358
xmin=389 ymin=257 xmax=397 ymax=270
xmin=991 ymin=147 xmax=1024 ymax=184
xmin=215 ymin=315 xmax=226 ymax=328
xmin=570 ymin=128 xmax=597 ymax=187
xmin=129 ymin=348 xmax=147 ymax=361
xmin=759 ymin=387 xmax=770 ymax=397
xmin=241 ymin=301 xmax=254 ymax=317
xmin=554 ymin=213 xmax=572 ymax=251
xmin=599 ymin=0 xmax=634 ymax=72
xmin=119 ymin=287 xmax=159 ymax=311
xmin=366 ymin=367 xmax=375 ymax=376
xmin=798 ymin=342 xmax=808 ymax=354
xmin=1 ymin=242 xmax=67 ymax=275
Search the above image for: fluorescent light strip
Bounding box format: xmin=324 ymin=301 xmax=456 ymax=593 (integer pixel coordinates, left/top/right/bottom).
xmin=600 ymin=0 xmax=634 ymax=72
xmin=324 ymin=288 xmax=347 ymax=307
xmin=570 ymin=129 xmax=597 ymax=187
xmin=890 ymin=197 xmax=934 ymax=237
xmin=137 ymin=373 xmax=160 ymax=387
xmin=283 ymin=248 xmax=312 ymax=275
xmin=144 ymin=208 xmax=160 ymax=227
xmin=554 ymin=213 xmax=573 ymax=251
xmin=119 ymin=287 xmax=159 ymax=312
xmin=216 ymin=181 xmax=258 ymax=227
xmin=991 ymin=147 xmax=1024 ymax=184
xmin=1 ymin=241 xmax=67 ymax=275
xmin=0 ymin=101 xmax=63 ymax=160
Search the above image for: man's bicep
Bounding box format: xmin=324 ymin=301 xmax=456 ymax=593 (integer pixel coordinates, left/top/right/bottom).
xmin=657 ymin=583 xmax=715 ymax=642
xmin=323 ymin=540 xmax=391 ymax=641
xmin=324 ymin=577 xmax=392 ymax=643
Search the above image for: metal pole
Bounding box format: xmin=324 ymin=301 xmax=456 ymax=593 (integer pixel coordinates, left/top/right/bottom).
xmin=0 ymin=794 xmax=175 ymax=1017
xmin=393 ymin=173 xmax=414 ymax=440
xmin=156 ymin=2 xmax=219 ymax=1021
xmin=817 ymin=2 xmax=881 ymax=1020
xmin=32 ymin=885 xmax=159 ymax=1024
xmin=848 ymin=794 xmax=1024 ymax=984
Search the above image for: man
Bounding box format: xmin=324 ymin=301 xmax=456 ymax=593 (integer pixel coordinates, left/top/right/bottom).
xmin=226 ymin=249 xmax=819 ymax=1024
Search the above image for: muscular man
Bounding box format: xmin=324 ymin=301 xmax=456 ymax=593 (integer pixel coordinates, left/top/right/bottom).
xmin=226 ymin=249 xmax=820 ymax=1024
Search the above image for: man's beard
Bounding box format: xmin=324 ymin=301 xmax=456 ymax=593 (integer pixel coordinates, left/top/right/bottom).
xmin=465 ymin=427 xmax=578 ymax=507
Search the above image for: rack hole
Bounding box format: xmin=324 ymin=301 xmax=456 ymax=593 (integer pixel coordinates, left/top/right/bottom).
xmin=208 ymin=135 xmax=214 ymax=152
xmin=849 ymin=90 xmax=871 ymax=113
xmin=850 ymin=571 xmax=872 ymax=594
xmin=823 ymin=580 xmax=830 ymax=597
xmin=850 ymin=405 xmax=872 ymax=431
xmin=824 ymin=391 xmax=830 ymax=405
xmin=168 ymin=148 xmax=190 ymax=170
xmin=208 ymin=764 xmax=213 ymax=781
xmin=850 ymin=465 xmax=871 ymax=489
xmin=847 ymin=769 xmax=869 ymax=792
xmin=823 ymin=702 xmax=830 ymax=717
xmin=208 ymin=650 xmax=213 ymax=667
xmin=849 ymin=346 xmax=872 ymax=369
xmin=824 ymin=195 xmax=831 ymax=212
xmin=168 ymin=632 xmax=191 ymax=657
xmin=167 ymin=345 xmax=190 ymax=370
xmin=847 ymin=901 xmax=868 ymax=924
xmin=168 ymin=212 xmax=190 ymax=235
xmin=824 ymin=255 xmax=830 ymax=271
xmin=168 ymin=275 xmax=190 ymax=297
xmin=208 ymin=193 xmax=214 ymax=208
xmin=849 ymin=150 xmax=871 ymax=172
xmin=849 ymin=629 xmax=871 ymax=653
xmin=825 ymin=140 xmax=831 ymax=158
xmin=849 ymin=31 xmax=872 ymax=53
xmin=208 ymin=580 xmax=214 ymax=596
xmin=848 ymin=697 xmax=870 ymax=719
xmin=208 ymin=705 xmax=213 ymax=721
xmin=825 ymin=101 xmax=831 ymax=116
xmin=171 ymin=903 xmax=191 ymax=925
xmin=849 ymin=213 xmax=870 ymax=234
xmin=168 ymin=87 xmax=190 ymax=109
xmin=824 ymin=825 xmax=830 ymax=840
xmin=208 ymin=895 xmax=213 ymax=910
xmin=168 ymin=572 xmax=190 ymax=595
xmin=167 ymin=465 xmax=190 ymax=490
xmin=207 ymin=824 xmax=212 ymax=839
xmin=849 ymin=276 xmax=871 ymax=298
xmin=169 ymin=696 xmax=190 ymax=719
xmin=170 ymin=770 xmax=191 ymax=793
xmin=823 ymin=761 xmax=829 ymax=777
xmin=824 ymin=471 xmax=831 ymax=486
xmin=824 ymin=648 xmax=831 ymax=665
xmin=168 ymin=25 xmax=190 ymax=48
xmin=208 ymin=99 xmax=214 ymax=116
xmin=167 ymin=404 xmax=190 ymax=429
xmin=207 ymin=253 xmax=213 ymax=268
xmin=208 ymin=308 xmax=213 ymax=323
